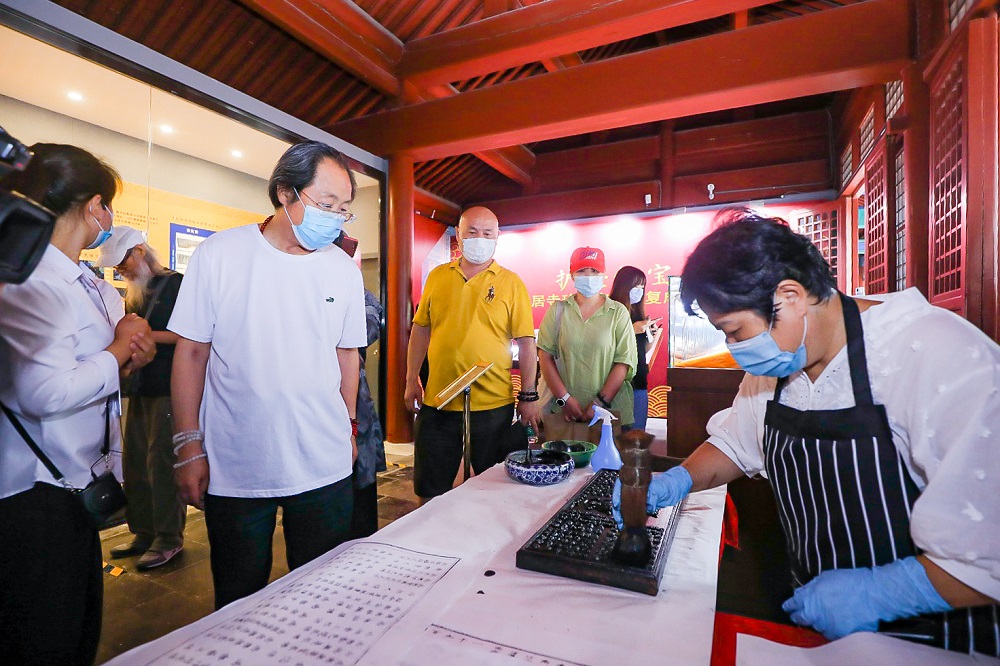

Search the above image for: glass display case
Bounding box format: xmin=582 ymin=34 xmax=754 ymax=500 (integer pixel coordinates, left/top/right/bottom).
xmin=667 ymin=277 xmax=739 ymax=369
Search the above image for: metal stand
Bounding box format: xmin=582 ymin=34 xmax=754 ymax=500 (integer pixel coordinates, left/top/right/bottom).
xmin=462 ymin=387 xmax=472 ymax=481
xmin=435 ymin=362 xmax=494 ymax=484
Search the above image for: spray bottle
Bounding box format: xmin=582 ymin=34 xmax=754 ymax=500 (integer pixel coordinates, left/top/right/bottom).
xmin=589 ymin=405 xmax=622 ymax=473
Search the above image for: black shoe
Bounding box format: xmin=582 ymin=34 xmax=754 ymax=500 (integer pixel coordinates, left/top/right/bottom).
xmin=109 ymin=537 xmax=152 ymax=558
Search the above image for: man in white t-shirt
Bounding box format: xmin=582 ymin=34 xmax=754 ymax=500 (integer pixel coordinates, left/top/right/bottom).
xmin=168 ymin=142 xmax=367 ymax=609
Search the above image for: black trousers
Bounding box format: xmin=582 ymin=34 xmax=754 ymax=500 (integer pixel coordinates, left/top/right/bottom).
xmin=0 ymin=483 xmax=103 ymax=666
xmin=204 ymin=476 xmax=353 ymax=610
xmin=350 ymin=481 xmax=379 ymax=539
xmin=413 ymin=403 xmax=517 ymax=498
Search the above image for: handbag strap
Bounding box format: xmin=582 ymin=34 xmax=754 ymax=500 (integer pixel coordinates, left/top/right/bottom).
xmin=552 ymin=299 xmax=565 ymax=360
xmin=1 ymin=397 xmax=111 ymax=486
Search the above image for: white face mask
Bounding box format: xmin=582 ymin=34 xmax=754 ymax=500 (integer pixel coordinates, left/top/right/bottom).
xmin=461 ymin=237 xmax=496 ymax=265
xmin=629 ymin=286 xmax=645 ymax=304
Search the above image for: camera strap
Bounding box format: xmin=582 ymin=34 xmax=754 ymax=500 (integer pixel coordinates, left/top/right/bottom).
xmin=1 ymin=396 xmax=111 ymax=489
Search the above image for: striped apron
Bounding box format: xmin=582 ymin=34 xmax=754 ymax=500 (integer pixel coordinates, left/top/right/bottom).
xmin=762 ymin=293 xmax=999 ymax=657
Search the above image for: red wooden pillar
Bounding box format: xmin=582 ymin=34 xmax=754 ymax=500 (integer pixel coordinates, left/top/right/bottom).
xmin=386 ymin=154 xmax=415 ymax=443
xmin=966 ymin=9 xmax=999 ymax=340
xmin=901 ymin=62 xmax=931 ymax=296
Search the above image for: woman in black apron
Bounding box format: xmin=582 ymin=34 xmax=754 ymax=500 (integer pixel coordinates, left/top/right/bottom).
xmin=613 ymin=210 xmax=1000 ymax=657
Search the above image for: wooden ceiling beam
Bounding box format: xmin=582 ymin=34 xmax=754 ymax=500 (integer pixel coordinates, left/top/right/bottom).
xmin=238 ymin=0 xmax=403 ymax=95
xmin=399 ymin=0 xmax=782 ymax=89
xmin=474 ymin=145 xmax=535 ymax=186
xmin=406 ymin=84 xmax=536 ymax=186
xmin=242 ymin=1 xmax=536 ymax=187
xmin=483 ymin=0 xmax=517 ymax=18
xmin=332 ymin=0 xmax=912 ymax=161
xmin=414 ymin=187 xmax=462 ymax=225
xmin=541 ymin=53 xmax=585 ymax=72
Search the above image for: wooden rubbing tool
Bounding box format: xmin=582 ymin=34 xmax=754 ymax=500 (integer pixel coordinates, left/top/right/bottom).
xmin=612 ymin=430 xmax=654 ymax=567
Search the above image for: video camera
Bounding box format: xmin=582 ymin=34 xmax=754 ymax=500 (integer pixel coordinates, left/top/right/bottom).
xmin=1 ymin=126 xmax=56 ymax=284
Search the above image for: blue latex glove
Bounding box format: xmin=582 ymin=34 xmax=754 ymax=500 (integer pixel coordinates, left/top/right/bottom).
xmin=611 ymin=466 xmax=693 ymax=529
xmin=782 ymin=557 xmax=952 ymax=640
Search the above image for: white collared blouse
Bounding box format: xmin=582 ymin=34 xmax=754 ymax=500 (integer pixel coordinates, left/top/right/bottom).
xmin=706 ymin=288 xmax=1000 ymax=601
xmin=0 ymin=245 xmax=123 ymax=498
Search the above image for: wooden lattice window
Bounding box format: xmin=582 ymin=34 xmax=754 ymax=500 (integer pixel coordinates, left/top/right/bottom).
xmin=894 ymin=147 xmax=907 ymax=291
xmin=797 ymin=209 xmax=840 ymax=279
xmin=840 ymin=146 xmax=853 ymax=190
xmin=864 ymin=147 xmax=889 ymax=295
xmin=860 ymin=110 xmax=876 ymax=160
xmin=885 ymin=81 xmax=904 ymax=121
xmin=949 ymin=0 xmax=974 ymax=29
xmin=929 ymin=54 xmax=966 ymax=309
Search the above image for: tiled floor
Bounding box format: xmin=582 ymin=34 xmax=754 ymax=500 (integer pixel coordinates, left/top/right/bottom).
xmin=95 ymin=453 xmax=419 ymax=664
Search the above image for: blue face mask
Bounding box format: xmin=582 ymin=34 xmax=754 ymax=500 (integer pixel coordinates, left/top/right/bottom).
xmin=727 ymin=311 xmax=808 ymax=377
xmin=574 ymin=274 xmax=604 ymax=298
xmin=85 ymin=205 xmax=114 ymax=250
xmin=286 ymin=189 xmax=351 ymax=251
xmin=629 ymin=286 xmax=645 ymax=304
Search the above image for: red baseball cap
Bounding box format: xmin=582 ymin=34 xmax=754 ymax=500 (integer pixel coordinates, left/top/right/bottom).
xmin=570 ymin=246 xmax=605 ymax=273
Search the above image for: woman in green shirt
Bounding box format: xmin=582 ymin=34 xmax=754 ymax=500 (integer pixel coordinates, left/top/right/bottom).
xmin=537 ymin=246 xmax=638 ymax=426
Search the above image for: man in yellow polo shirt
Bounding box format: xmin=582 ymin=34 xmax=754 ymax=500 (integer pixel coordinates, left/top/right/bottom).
xmin=405 ymin=206 xmax=541 ymax=501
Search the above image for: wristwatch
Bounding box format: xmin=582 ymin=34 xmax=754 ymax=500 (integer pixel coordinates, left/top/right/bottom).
xmin=555 ymin=392 xmax=571 ymax=408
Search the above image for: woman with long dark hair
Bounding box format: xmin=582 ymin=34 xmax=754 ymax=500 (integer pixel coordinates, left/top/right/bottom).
xmin=0 ymin=143 xmax=155 ymax=665
xmin=610 ymin=265 xmax=659 ymax=431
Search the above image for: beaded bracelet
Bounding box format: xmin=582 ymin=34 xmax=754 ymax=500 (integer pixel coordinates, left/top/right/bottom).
xmin=172 ymin=439 xmax=204 ymax=456
xmin=171 ymin=429 xmax=203 ymax=445
xmin=173 ymin=452 xmax=208 ymax=469
xmin=172 ymin=432 xmax=203 ymax=455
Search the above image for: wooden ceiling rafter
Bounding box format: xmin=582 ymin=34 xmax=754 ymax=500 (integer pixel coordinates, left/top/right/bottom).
xmin=448 ymin=167 xmax=495 ymax=202
xmin=148 ymin=2 xmax=208 ymax=53
xmin=419 ymin=155 xmax=464 ymax=182
xmin=179 ymin=2 xmax=231 ymax=63
xmin=398 ymin=0 xmax=784 ymax=89
xmin=421 ymin=155 xmax=466 ymax=189
xmin=269 ymin=54 xmax=330 ymax=108
xmin=408 ymin=0 xmax=465 ymax=39
xmin=191 ymin=12 xmax=255 ymax=72
xmin=238 ymin=0 xmax=534 ymax=190
xmin=237 ymin=0 xmax=403 ymax=96
xmin=211 ymin=14 xmax=272 ymax=80
xmin=56 ymin=0 xmax=886 ymax=207
xmin=331 ymin=0 xmax=913 ymax=161
xmin=424 ymin=156 xmax=470 ymax=188
xmin=440 ymin=0 xmax=482 ymax=35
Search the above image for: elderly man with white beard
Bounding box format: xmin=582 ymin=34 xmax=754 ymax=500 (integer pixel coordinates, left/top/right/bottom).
xmin=97 ymin=227 xmax=187 ymax=570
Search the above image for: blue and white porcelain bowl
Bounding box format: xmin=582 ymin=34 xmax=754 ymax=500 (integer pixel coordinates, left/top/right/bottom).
xmin=505 ymin=449 xmax=575 ymax=486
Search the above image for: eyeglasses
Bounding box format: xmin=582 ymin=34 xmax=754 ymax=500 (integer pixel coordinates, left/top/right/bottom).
xmin=297 ymin=189 xmax=356 ymax=223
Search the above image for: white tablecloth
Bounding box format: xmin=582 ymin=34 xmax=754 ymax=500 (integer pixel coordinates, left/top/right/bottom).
xmin=109 ymin=465 xmax=726 ymax=666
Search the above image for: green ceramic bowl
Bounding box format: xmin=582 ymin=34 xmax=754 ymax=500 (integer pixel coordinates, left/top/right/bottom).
xmin=542 ymin=439 xmax=598 ymax=468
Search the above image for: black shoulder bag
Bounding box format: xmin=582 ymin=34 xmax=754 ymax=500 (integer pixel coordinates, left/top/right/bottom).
xmin=1 ymin=398 xmax=126 ymax=529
